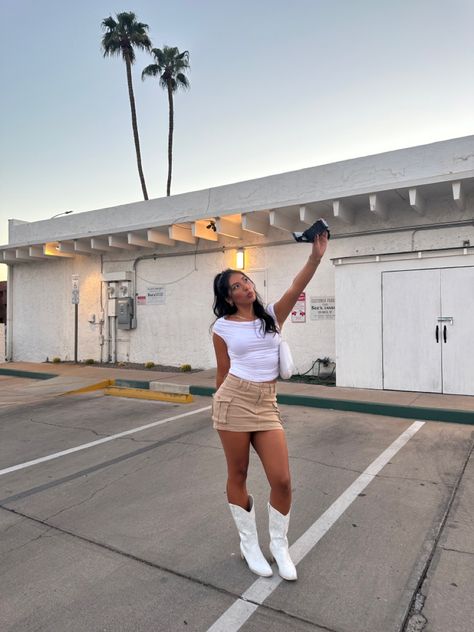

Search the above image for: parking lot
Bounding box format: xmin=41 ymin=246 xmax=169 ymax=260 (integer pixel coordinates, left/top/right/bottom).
xmin=1 ymin=384 xmax=473 ymax=632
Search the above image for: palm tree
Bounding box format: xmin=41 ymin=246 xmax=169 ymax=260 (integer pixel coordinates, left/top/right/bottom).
xmin=101 ymin=12 xmax=151 ymax=200
xmin=142 ymin=47 xmax=190 ymax=196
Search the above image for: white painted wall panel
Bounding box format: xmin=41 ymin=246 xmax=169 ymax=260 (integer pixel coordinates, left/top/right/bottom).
xmin=12 ymin=256 xmax=102 ymax=362
xmin=335 ymin=264 xmax=383 ymax=389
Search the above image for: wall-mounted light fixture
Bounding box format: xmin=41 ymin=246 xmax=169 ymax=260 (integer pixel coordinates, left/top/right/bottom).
xmin=236 ymin=248 xmax=245 ymax=270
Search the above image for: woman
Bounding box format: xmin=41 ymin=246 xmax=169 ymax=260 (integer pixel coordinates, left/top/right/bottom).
xmin=211 ymin=231 xmax=328 ymax=580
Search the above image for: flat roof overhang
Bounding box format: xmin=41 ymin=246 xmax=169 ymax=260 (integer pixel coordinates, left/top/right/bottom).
xmin=2 ymin=136 xmax=474 ymax=263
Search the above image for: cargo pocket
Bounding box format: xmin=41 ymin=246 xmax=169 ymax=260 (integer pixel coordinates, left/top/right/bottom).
xmin=272 ymin=401 xmax=283 ymax=423
xmin=212 ymin=394 xmax=233 ymax=425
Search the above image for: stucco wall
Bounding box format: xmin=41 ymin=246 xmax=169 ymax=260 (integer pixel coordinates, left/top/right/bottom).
xmin=12 ymin=255 xmax=103 ymax=362
xmin=7 ymin=192 xmax=474 ymax=381
xmin=124 ymin=244 xmax=336 ymax=371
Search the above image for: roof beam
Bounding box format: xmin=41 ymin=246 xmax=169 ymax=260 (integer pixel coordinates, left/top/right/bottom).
xmin=452 ymin=181 xmax=465 ymax=210
xmin=74 ymin=240 xmax=97 ymax=254
xmin=192 ymin=220 xmax=219 ymax=241
xmin=369 ymin=193 xmax=388 ymax=220
xmin=169 ymin=224 xmax=197 ymax=244
xmin=147 ymin=229 xmax=175 ymax=246
xmin=44 ymin=243 xmax=74 ymax=257
xmin=269 ymin=210 xmax=300 ymax=233
xmin=299 ymin=205 xmax=320 ymax=225
xmin=29 ymin=246 xmax=49 ymax=258
xmin=3 ymin=249 xmax=33 ymax=263
xmin=409 ymin=188 xmax=425 ymax=215
xmin=333 ymin=200 xmax=354 ymax=223
xmin=216 ymin=217 xmax=242 ymax=239
xmin=91 ymin=238 xmax=114 ymax=251
xmin=241 ymin=213 xmax=269 ymax=236
xmin=58 ymin=241 xmax=76 ymax=254
xmin=127 ymin=232 xmax=156 ymax=248
xmin=108 ymin=235 xmax=137 ymax=250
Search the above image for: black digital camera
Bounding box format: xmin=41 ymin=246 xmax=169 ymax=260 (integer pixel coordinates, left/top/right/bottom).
xmin=292 ymin=218 xmax=330 ymax=242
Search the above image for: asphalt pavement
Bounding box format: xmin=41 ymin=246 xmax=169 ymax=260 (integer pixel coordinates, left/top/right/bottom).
xmin=0 ymin=363 xmax=473 ymax=631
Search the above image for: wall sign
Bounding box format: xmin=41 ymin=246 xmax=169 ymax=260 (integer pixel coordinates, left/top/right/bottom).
xmin=291 ymin=292 xmax=306 ymax=322
xmin=72 ymin=274 xmax=80 ymax=304
xmin=147 ymin=286 xmax=166 ymax=304
xmin=310 ymin=296 xmax=335 ymax=320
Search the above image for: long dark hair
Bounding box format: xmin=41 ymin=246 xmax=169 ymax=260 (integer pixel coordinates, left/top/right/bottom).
xmin=212 ymin=269 xmax=278 ymax=335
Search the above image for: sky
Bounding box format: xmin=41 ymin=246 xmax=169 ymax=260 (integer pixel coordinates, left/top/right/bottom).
xmin=2 ymin=0 xmax=474 ymax=280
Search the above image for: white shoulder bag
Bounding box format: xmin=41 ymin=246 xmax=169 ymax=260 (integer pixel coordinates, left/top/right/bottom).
xmin=279 ymin=339 xmax=295 ymax=380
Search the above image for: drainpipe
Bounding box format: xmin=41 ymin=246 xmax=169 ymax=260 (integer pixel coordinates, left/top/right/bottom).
xmin=6 ymin=264 xmax=13 ymax=361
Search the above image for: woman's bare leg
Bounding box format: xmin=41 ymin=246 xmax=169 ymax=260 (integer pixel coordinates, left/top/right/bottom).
xmin=218 ymin=430 xmax=252 ymax=508
xmin=251 ymin=430 xmax=291 ymax=514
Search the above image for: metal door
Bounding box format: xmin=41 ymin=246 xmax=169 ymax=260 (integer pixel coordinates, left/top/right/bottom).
xmin=440 ymin=266 xmax=474 ymax=395
xmin=382 ymin=269 xmax=442 ymax=392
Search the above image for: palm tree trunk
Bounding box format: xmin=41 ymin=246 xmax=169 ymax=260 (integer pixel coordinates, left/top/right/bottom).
xmin=166 ymin=82 xmax=174 ymax=197
xmin=125 ymin=54 xmax=148 ymax=200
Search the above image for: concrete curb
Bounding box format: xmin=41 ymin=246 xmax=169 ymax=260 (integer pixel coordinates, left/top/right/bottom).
xmin=2 ymin=368 xmax=473 ymax=424
xmin=104 ymin=386 xmax=193 ymax=403
xmin=62 ymin=380 xmax=115 ymax=395
xmin=190 ymin=386 xmax=474 ymax=425
xmin=150 ymin=381 xmax=190 ymax=395
xmin=0 ymin=367 xmax=58 ymax=380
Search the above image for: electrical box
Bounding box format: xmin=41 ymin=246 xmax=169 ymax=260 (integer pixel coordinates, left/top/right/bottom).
xmin=107 ymin=282 xmax=117 ymax=299
xmin=118 ymin=281 xmax=131 ymax=298
xmin=117 ymin=297 xmax=134 ymax=329
xmin=102 ymin=271 xmax=133 ymax=282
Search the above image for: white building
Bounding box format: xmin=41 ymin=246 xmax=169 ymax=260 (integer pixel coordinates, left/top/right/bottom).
xmin=2 ymin=136 xmax=474 ymax=395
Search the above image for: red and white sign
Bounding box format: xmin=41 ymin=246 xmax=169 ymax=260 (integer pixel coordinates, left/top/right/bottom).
xmin=291 ymin=292 xmax=306 ymax=323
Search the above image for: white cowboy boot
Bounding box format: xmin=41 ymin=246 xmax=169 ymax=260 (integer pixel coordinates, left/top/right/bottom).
xmin=228 ymin=495 xmax=273 ymax=577
xmin=268 ymin=503 xmax=297 ymax=581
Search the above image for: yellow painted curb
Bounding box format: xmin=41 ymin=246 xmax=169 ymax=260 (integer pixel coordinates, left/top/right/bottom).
xmin=104 ymin=386 xmax=193 ymax=404
xmin=63 ymin=379 xmax=115 ymax=395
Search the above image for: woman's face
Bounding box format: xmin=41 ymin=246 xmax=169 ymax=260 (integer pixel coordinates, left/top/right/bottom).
xmin=227 ymin=272 xmax=256 ymax=306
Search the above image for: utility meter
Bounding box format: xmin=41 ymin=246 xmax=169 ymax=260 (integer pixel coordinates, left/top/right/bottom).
xmin=118 ymin=281 xmax=131 ymax=298
xmin=117 ymin=297 xmax=134 ymax=329
xmin=107 ymin=282 xmax=117 ymax=299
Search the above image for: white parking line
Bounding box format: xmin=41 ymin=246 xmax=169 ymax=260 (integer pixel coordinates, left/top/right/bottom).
xmin=0 ymin=406 xmax=212 ymax=477
xmin=207 ymin=420 xmax=425 ymax=632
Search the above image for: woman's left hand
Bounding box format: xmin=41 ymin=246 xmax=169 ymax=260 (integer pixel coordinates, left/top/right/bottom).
xmin=311 ymin=231 xmax=329 ymax=261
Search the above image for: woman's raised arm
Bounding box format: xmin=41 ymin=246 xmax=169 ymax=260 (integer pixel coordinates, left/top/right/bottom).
xmin=273 ymin=232 xmax=329 ymax=327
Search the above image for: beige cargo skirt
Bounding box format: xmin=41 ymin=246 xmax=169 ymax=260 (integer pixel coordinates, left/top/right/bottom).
xmin=212 ymin=373 xmax=283 ymax=432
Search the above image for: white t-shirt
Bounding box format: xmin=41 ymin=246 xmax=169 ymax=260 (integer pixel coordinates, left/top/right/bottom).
xmin=212 ymin=303 xmax=280 ymax=382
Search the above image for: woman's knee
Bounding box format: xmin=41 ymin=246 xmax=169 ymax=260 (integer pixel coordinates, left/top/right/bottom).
xmin=271 ymin=475 xmax=292 ymax=496
xmin=228 ymin=463 xmax=248 ymax=484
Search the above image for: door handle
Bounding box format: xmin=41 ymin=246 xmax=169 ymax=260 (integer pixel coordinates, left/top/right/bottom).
xmin=443 ymin=325 xmax=447 ymax=343
xmin=436 ymin=325 xmax=439 ymax=343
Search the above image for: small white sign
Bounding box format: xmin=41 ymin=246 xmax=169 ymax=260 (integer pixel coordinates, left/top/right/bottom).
xmin=291 ymin=292 xmax=306 ymax=323
xmin=147 ymin=286 xmax=166 ymax=305
xmin=72 ymin=274 xmax=80 ymax=304
xmin=310 ymin=296 xmax=335 ymax=320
